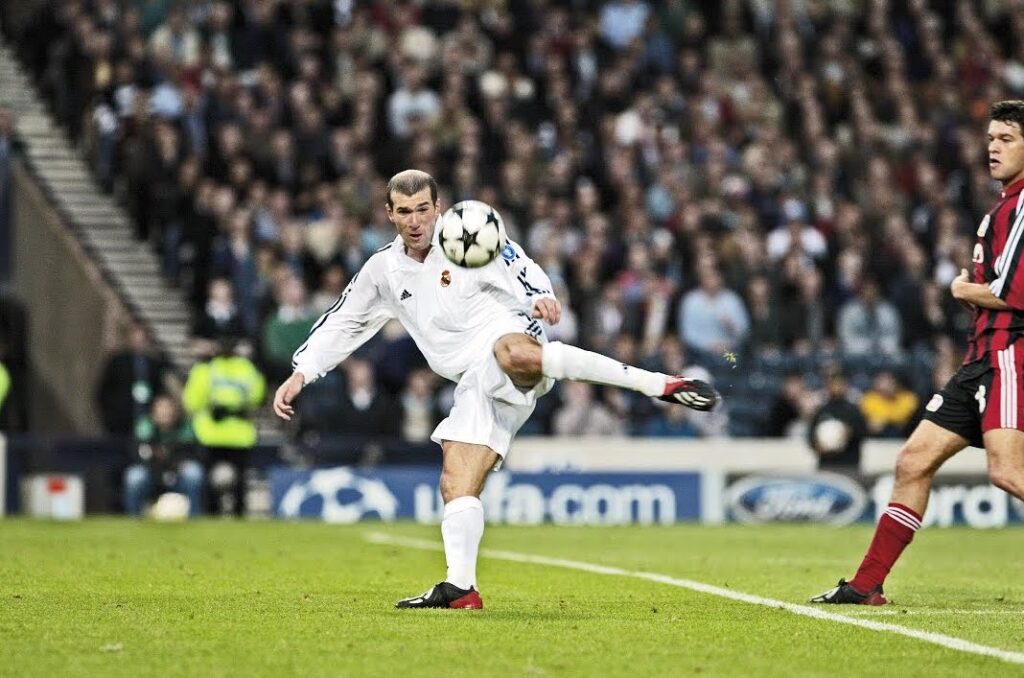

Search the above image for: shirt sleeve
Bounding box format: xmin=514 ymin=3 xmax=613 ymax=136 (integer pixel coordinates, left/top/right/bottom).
xmin=291 ymin=259 xmax=395 ymax=384
xmin=496 ymin=240 xmax=556 ymax=310
xmin=991 ymin=248 xmax=1024 ymax=307
xmin=988 ymin=201 xmax=1024 ymax=306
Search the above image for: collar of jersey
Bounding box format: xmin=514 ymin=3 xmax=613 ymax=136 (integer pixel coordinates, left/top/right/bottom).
xmin=1000 ymin=176 xmax=1024 ymax=199
xmin=391 ymin=235 xmax=442 ymax=267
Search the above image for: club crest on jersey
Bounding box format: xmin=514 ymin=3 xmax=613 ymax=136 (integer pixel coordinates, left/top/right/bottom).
xmin=500 ymin=243 xmax=516 ymax=261
xmin=440 ymin=269 xmax=451 ymax=287
xmin=977 ymin=214 xmax=990 ymax=237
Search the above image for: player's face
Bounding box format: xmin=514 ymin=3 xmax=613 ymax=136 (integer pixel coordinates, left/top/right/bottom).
xmin=387 ymin=188 xmax=440 ymax=259
xmin=987 ymin=120 xmax=1024 ymax=185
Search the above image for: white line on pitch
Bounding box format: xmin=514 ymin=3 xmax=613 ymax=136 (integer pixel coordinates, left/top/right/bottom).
xmin=365 ymin=532 xmax=1024 ymax=667
xmin=839 ymin=609 xmax=1024 ymax=616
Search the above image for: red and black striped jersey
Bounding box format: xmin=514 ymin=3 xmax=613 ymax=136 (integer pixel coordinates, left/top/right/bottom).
xmin=964 ymin=176 xmax=1024 ymax=363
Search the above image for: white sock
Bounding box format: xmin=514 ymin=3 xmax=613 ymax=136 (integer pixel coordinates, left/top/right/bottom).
xmin=441 ymin=495 xmax=484 ymax=590
xmin=541 ymin=341 xmax=667 ymax=396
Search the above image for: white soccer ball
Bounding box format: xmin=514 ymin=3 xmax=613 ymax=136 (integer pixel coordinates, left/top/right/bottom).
xmin=439 ymin=200 xmax=507 ymax=268
xmin=814 ymin=418 xmax=850 ymax=453
xmin=150 ymin=492 xmax=190 ymax=521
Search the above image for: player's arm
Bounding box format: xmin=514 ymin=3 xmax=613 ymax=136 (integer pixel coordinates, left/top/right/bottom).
xmin=981 ymin=233 xmax=1024 ymax=310
xmin=498 ymin=240 xmax=561 ymax=325
xmin=274 ymin=262 xmax=394 ymax=420
xmin=952 ymin=268 xmax=1013 ymax=310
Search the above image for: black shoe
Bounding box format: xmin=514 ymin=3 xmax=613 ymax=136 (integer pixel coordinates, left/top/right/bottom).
xmin=395 ymin=582 xmax=484 ymax=609
xmin=809 ymin=579 xmax=888 ymax=605
xmin=659 ymin=376 xmax=719 ymax=411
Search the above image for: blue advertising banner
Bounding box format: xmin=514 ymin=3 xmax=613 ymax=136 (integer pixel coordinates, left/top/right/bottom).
xmin=269 ymin=466 xmax=712 ymax=525
xmin=723 ymin=472 xmax=1024 ymax=528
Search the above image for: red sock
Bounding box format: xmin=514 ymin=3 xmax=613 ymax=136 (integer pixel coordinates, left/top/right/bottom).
xmin=849 ymin=502 xmax=922 ymax=593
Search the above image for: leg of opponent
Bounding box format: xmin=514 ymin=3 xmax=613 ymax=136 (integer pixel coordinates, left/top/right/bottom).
xmin=812 ymin=420 xmax=966 ymax=604
xmin=493 ymin=334 xmax=717 ymax=410
xmin=438 ymin=441 xmax=499 ymax=591
xmin=984 ymin=428 xmax=1024 ymax=500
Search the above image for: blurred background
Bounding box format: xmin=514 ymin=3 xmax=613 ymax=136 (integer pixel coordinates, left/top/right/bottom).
xmin=0 ymin=0 xmax=1017 ymax=525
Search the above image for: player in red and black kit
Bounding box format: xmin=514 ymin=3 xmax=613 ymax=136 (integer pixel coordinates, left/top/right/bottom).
xmin=811 ymin=100 xmax=1024 ymax=605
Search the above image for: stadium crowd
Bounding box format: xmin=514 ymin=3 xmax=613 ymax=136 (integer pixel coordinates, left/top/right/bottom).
xmin=6 ymin=0 xmax=1022 ymax=450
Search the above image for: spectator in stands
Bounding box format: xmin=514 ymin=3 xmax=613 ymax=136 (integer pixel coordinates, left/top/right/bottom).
xmin=808 ymin=369 xmax=867 ymax=471
xmin=192 ymin=277 xmax=245 ymax=348
xmin=744 ymin=274 xmax=781 ymax=356
xmin=642 ymin=400 xmax=700 ymax=437
xmin=149 ymin=4 xmax=200 ymax=68
xmin=123 ymin=393 xmax=204 ymax=517
xmin=764 ymin=372 xmax=816 ymax=439
xmin=400 ymin=369 xmax=443 ymax=442
xmin=553 ymin=381 xmax=626 ymax=437
xmin=211 ymin=208 xmax=260 ymax=334
xmin=329 ymin=359 xmax=395 ymax=439
xmin=182 ymin=339 xmax=265 ymax=516
xmin=262 ymin=273 xmax=317 ymax=383
xmin=837 ymin=279 xmax=903 ymax=357
xmin=310 ymin=262 xmax=348 ymax=315
xmin=860 ymin=370 xmax=919 ymax=438
xmin=599 ymin=0 xmax=650 ymax=50
xmin=766 ymin=198 xmax=828 ymax=264
xmin=96 ymin=322 xmax=175 ymax=436
xmin=678 ymin=264 xmax=749 ymax=360
xmin=388 ymin=63 xmax=440 ymax=139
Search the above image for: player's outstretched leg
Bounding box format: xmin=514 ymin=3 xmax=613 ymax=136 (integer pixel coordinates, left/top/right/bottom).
xmin=396 ymin=442 xmax=493 ymax=610
xmin=495 ymin=336 xmax=718 ymax=411
xmin=810 ymin=421 xmax=966 ymax=605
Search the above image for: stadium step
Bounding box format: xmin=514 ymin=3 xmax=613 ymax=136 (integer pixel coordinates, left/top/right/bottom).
xmin=0 ymin=35 xmax=193 ymax=373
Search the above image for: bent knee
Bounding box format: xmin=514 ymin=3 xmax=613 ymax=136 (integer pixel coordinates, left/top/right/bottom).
xmin=894 ymin=442 xmax=939 ymax=484
xmin=989 ymin=466 xmax=1023 ymax=496
xmin=494 ymin=337 xmax=542 ymax=375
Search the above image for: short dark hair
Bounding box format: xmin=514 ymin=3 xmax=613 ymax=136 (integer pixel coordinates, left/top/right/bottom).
xmin=386 ymin=169 xmax=438 ymax=208
xmin=990 ymin=100 xmax=1024 ymax=132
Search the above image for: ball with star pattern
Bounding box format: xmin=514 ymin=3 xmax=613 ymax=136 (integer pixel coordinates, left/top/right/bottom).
xmin=439 ymin=200 xmax=508 ymax=268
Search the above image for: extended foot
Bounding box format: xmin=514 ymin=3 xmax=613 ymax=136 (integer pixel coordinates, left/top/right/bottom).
xmin=809 ymin=579 xmax=888 ymax=605
xmin=395 ymin=581 xmax=484 ymax=609
xmin=659 ymin=376 xmax=719 ymax=411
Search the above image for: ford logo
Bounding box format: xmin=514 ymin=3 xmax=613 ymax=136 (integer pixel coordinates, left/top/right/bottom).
xmin=726 ymin=473 xmax=867 ymax=525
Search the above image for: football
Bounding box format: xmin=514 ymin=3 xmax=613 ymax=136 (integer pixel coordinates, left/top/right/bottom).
xmin=439 ymin=200 xmax=508 ymax=268
xmin=814 ymin=418 xmax=849 ymax=453
xmin=150 ymin=492 xmax=190 ymax=521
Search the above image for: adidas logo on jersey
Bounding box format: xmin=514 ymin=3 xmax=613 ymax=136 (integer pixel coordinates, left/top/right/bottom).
xmin=400 ymin=289 xmax=412 ymax=300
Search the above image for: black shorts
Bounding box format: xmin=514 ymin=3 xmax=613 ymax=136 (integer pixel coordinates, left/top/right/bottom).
xmin=922 ymin=348 xmax=1024 ymax=448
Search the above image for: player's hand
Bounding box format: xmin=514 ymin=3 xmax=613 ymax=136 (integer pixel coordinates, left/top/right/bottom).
xmin=950 ymin=268 xmax=969 ymax=298
xmin=273 ymin=372 xmax=305 ymax=421
xmin=951 ymin=268 xmax=975 ymax=310
xmin=532 ymin=297 xmax=562 ymax=325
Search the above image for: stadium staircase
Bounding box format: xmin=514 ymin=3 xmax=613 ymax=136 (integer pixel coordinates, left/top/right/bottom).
xmin=0 ymin=39 xmax=192 ymax=372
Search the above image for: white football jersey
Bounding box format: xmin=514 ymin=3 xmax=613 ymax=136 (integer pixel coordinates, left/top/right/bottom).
xmin=292 ymin=227 xmax=556 ymax=385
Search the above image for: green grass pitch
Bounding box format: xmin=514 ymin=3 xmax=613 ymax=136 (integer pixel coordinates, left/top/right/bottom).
xmin=2 ymin=519 xmax=1024 ymax=677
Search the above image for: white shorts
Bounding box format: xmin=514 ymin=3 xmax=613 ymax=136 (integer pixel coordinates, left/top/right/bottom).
xmin=431 ymin=320 xmax=553 ymax=466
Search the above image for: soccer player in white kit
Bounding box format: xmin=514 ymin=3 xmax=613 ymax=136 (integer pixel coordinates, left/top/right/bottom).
xmin=273 ymin=170 xmax=718 ymax=609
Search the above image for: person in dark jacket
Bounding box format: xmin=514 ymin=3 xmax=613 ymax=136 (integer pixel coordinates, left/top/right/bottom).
xmin=807 ymin=369 xmax=867 ymax=471
xmin=96 ymin=323 xmax=175 ymax=435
